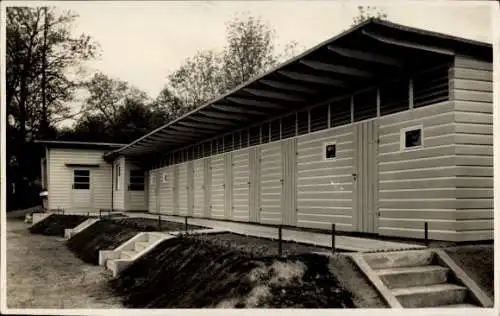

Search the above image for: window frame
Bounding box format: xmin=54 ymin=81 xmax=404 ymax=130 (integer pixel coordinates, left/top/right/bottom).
xmin=322 ymin=141 xmax=337 ymax=161
xmin=73 ymin=169 xmax=90 ymax=190
xmin=400 ymin=125 xmax=424 ymax=151
xmin=129 ymin=169 xmax=145 ymax=191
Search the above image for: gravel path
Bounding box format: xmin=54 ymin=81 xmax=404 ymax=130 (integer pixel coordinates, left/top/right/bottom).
xmin=7 ymin=219 xmax=122 ymax=309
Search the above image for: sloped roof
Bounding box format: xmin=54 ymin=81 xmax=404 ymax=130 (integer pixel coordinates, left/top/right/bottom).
xmin=105 ymin=18 xmax=492 ymax=159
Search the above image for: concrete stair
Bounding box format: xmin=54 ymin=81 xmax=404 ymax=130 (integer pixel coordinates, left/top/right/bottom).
xmin=64 ymin=218 xmax=100 ymax=240
xmin=100 ymin=231 xmax=172 ymax=277
xmin=99 ymin=228 xmax=229 ymax=277
xmin=350 ymin=249 xmax=492 ymax=308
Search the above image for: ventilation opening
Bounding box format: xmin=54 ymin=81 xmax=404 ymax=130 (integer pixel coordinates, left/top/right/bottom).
xmin=281 ymin=113 xmax=296 ymax=139
xmin=249 ymin=126 xmax=260 ymax=146
xmin=241 ymin=129 xmax=249 ymax=148
xmin=261 ymin=122 xmax=270 ymax=143
xmin=413 ymin=65 xmax=449 ymax=108
xmin=234 ymin=132 xmax=241 ymax=150
xmin=310 ymin=103 xmax=329 ymax=132
xmin=271 ymin=119 xmax=280 ymax=142
xmin=330 ymin=97 xmax=351 ymax=128
xmin=297 ymin=111 xmax=308 ymax=135
xmin=223 ymin=134 xmax=233 ymax=152
xmin=353 ymin=88 xmax=377 ymax=122
xmin=380 ymin=78 xmax=409 ymax=116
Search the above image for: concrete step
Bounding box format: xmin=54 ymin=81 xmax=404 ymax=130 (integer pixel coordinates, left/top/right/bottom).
xmin=363 ymin=250 xmax=434 ymax=269
xmin=376 ymin=265 xmax=450 ymax=289
xmin=440 ymin=303 xmax=479 ymax=308
xmin=120 ymin=250 xmax=138 ymax=260
xmin=392 ymin=283 xmax=468 ymax=308
xmin=147 ymin=232 xmax=166 ymax=243
xmin=134 ymin=241 xmax=149 ymax=252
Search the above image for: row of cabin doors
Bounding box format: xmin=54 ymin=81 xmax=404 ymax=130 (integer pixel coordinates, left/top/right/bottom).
xmin=150 ymin=120 xmax=379 ymax=234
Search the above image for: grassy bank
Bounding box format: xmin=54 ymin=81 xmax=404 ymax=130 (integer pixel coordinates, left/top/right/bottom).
xmin=29 ymin=214 xmax=89 ymax=237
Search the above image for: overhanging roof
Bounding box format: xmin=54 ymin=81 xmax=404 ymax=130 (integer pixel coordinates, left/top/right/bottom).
xmin=35 ymin=140 xmax=127 ymax=150
xmin=105 ymin=18 xmax=492 ymax=159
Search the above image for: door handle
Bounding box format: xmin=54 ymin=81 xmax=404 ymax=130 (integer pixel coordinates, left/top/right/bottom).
xmin=352 ymin=173 xmax=358 ymax=181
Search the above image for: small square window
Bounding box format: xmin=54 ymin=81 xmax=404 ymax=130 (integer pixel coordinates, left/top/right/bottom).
xmin=324 ymin=143 xmax=337 ymax=159
xmin=401 ymin=126 xmax=423 ymax=150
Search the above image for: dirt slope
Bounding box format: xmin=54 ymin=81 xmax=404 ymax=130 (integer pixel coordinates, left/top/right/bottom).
xmin=109 ymin=236 xmax=354 ymax=308
xmin=29 ymin=214 xmax=89 ymax=236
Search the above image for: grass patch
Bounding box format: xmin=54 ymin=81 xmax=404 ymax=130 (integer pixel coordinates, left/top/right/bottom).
xmin=193 ymin=232 xmax=332 ymax=256
xmin=444 ymin=244 xmax=494 ymax=300
xmin=109 ymin=236 xmax=354 ymax=308
xmin=29 ymin=214 xmax=89 ymax=237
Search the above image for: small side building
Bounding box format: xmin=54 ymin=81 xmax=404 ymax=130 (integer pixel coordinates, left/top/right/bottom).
xmin=36 ymin=141 xmax=147 ymax=214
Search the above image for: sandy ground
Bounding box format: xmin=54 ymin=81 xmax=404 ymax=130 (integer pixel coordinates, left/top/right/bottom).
xmin=6 ymin=219 xmax=123 ymax=309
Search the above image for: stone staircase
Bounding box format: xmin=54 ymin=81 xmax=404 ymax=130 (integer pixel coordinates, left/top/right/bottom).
xmin=99 ymin=231 xmax=171 ymax=277
xmin=99 ymin=228 xmax=228 ymax=277
xmin=64 ymin=218 xmax=100 ymax=240
xmin=350 ymin=249 xmax=493 ymax=308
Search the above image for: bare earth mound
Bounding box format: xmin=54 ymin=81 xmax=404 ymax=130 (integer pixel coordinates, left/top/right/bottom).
xmin=29 ymin=214 xmax=89 ymax=237
xmin=109 ymin=236 xmax=355 ymax=308
xmin=66 ymin=219 xmax=140 ymax=264
xmin=444 ymin=244 xmax=494 ymax=300
xmin=66 ymin=217 xmax=207 ymax=265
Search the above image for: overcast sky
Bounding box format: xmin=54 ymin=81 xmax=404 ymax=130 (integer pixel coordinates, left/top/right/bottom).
xmin=3 ymin=1 xmax=495 ymax=125
xmin=52 ymin=0 xmax=493 ymax=98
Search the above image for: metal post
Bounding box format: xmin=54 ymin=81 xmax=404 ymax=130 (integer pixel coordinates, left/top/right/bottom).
xmin=185 ymin=216 xmax=188 ymax=233
xmin=278 ymin=225 xmax=283 ymax=257
xmin=424 ymin=222 xmax=429 ymax=245
xmin=158 ymin=214 xmax=162 ymax=231
xmin=332 ymin=223 xmax=336 ymax=254
xmin=99 ymin=209 xmax=102 ymax=219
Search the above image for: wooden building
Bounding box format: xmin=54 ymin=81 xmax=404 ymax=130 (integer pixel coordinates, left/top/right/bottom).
xmin=41 ymin=19 xmax=494 ymax=242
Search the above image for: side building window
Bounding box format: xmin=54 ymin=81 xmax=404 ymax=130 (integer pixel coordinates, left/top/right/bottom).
xmin=129 ymin=170 xmax=145 ymax=191
xmin=73 ymin=169 xmax=90 ymax=190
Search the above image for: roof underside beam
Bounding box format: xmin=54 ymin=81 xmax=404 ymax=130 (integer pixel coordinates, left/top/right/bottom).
xmin=189 ymin=115 xmax=237 ymax=125
xmin=242 ymin=88 xmax=306 ymax=102
xmin=212 ymin=104 xmax=267 ymax=116
xmin=258 ymin=79 xmax=318 ymax=94
xmin=327 ymin=45 xmax=404 ymax=67
xmin=360 ymin=29 xmax=455 ymax=55
xmin=277 ymin=70 xmax=347 ymax=86
xmin=177 ymin=120 xmax=226 ymax=131
xmin=299 ymin=59 xmax=375 ymax=78
xmin=226 ymin=97 xmax=287 ymax=110
xmin=199 ymin=110 xmax=250 ymax=120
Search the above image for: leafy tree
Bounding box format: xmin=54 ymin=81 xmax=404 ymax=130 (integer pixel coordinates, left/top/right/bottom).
xmin=351 ymin=6 xmax=388 ymax=26
xmin=167 ymin=50 xmax=224 ymax=111
xmin=6 ymin=6 xmax=98 ymax=210
xmin=165 ymin=14 xmax=302 ymax=111
xmin=151 ymin=86 xmax=186 ymax=127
